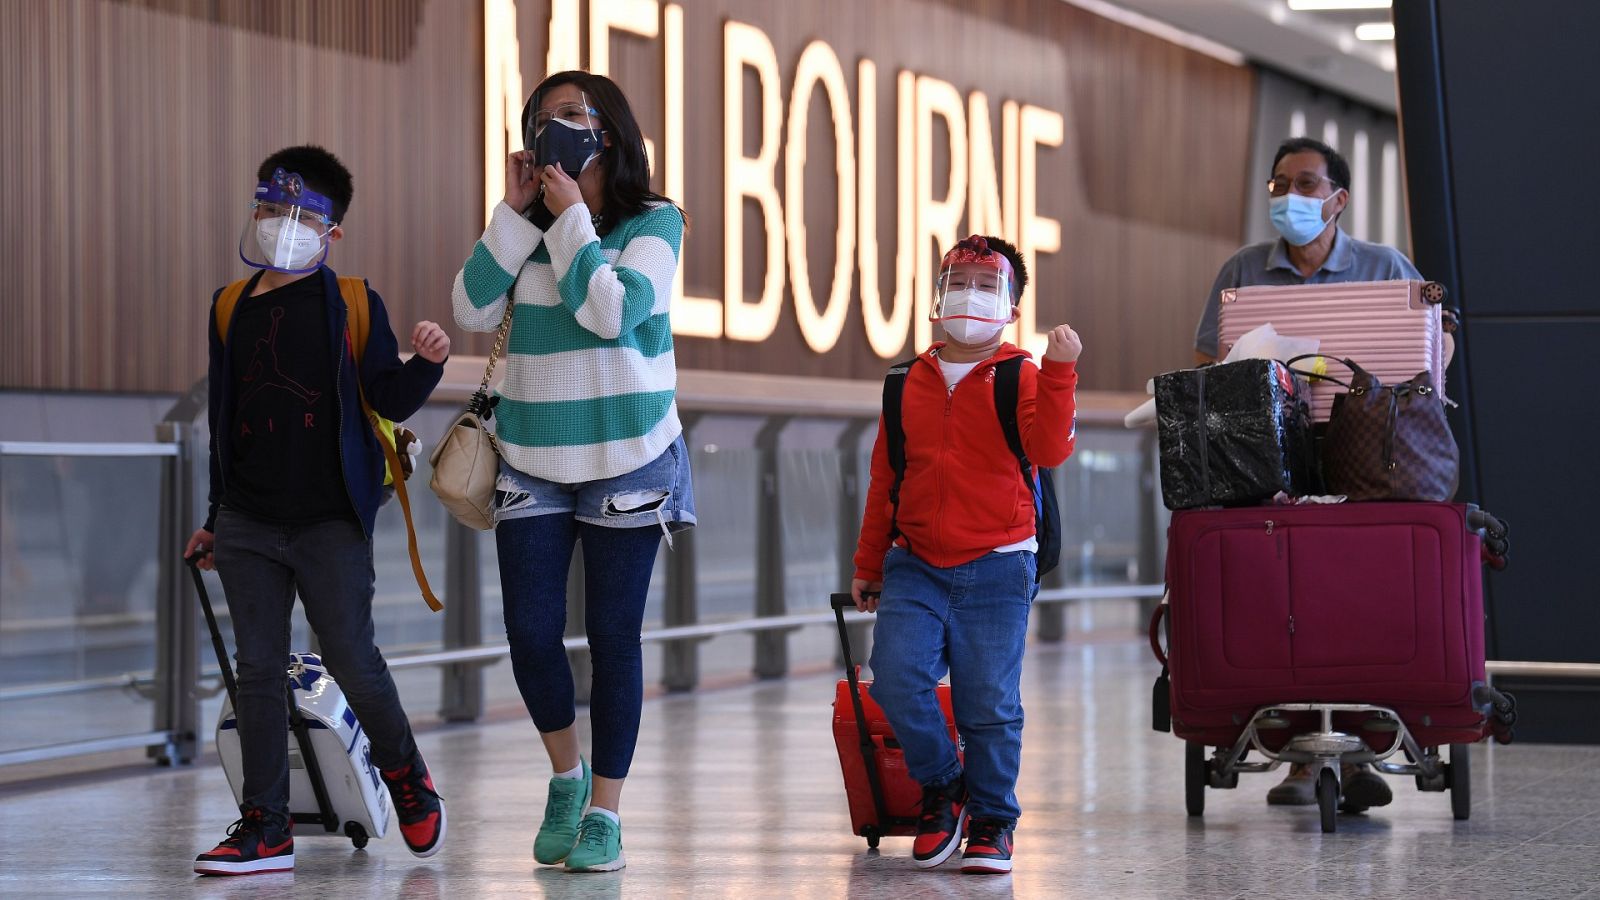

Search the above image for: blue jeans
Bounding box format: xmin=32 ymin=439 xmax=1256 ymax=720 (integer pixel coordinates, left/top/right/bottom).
xmin=494 ymin=435 xmax=696 ymax=533
xmin=867 ymin=546 xmax=1037 ymax=824
xmin=495 ymin=517 xmax=661 ymax=779
xmin=212 ymin=508 xmax=421 ymax=820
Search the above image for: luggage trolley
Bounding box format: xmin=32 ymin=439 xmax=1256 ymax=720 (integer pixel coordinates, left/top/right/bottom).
xmin=1148 ymin=506 xmax=1515 ymax=834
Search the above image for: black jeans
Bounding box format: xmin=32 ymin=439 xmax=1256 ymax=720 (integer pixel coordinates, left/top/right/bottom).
xmin=212 ymin=508 xmax=419 ymax=819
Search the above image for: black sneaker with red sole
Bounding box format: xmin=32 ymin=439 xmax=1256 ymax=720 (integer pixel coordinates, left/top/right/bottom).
xmin=193 ymin=808 xmax=294 ymax=876
xmin=912 ymin=776 xmax=968 ymax=869
xmin=961 ymin=817 xmax=1014 ymax=874
xmin=382 ymin=759 xmax=447 ymax=858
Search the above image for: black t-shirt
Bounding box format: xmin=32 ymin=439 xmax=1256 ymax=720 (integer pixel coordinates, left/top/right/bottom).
xmin=224 ymin=276 xmax=353 ymax=524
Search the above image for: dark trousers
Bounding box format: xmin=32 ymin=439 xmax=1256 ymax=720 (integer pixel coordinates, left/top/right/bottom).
xmin=213 ymin=508 xmax=419 ymax=819
xmin=495 ymin=514 xmax=662 ymax=780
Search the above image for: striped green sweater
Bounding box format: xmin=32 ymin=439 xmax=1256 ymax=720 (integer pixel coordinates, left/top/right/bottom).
xmin=452 ymin=200 xmax=684 ymax=484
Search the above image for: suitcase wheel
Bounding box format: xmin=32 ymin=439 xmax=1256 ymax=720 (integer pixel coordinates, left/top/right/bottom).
xmin=1422 ymin=281 xmax=1447 ymax=304
xmin=1185 ymin=742 xmax=1206 ymax=817
xmin=345 ymin=822 xmax=369 ymax=850
xmin=1317 ymin=769 xmax=1339 ymax=834
xmin=1448 ymin=744 xmax=1471 ymax=821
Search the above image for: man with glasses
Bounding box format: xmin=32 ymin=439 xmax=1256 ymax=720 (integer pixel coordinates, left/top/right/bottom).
xmin=1194 ymin=137 xmax=1422 ymax=366
xmin=1191 ymin=137 xmax=1422 ymax=811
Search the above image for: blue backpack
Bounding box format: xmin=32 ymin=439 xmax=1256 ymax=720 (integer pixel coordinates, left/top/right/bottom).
xmin=881 ymin=356 xmax=1062 ymax=582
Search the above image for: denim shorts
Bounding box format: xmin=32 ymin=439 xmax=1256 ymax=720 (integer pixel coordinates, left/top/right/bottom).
xmin=494 ymin=433 xmax=697 ymax=536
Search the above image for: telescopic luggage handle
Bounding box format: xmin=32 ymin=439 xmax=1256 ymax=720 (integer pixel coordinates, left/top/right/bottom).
xmin=831 ymin=592 xmax=896 ymax=834
xmin=185 ymin=554 xmax=239 ymax=707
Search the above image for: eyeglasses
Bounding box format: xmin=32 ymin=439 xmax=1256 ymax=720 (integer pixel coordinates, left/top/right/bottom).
xmin=532 ymin=101 xmax=600 ymax=133
xmin=251 ymin=201 xmax=334 ymax=230
xmin=1268 ymin=173 xmax=1340 ymax=197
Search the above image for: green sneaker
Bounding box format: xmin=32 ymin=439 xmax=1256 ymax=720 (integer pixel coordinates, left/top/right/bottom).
xmin=533 ymin=759 xmax=592 ymax=865
xmin=564 ymin=812 xmax=625 ymax=872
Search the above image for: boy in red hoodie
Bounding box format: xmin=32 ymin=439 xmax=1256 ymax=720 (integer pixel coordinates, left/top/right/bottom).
xmin=851 ymin=235 xmax=1081 ymax=874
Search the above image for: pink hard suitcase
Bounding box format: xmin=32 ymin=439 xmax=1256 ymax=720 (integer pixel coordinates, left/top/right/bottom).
xmin=1218 ymin=280 xmax=1448 ymax=421
xmin=1150 ymin=502 xmax=1515 ymax=830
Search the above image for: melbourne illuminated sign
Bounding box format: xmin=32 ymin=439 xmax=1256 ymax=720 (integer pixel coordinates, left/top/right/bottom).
xmin=486 ymin=0 xmax=1064 ymax=357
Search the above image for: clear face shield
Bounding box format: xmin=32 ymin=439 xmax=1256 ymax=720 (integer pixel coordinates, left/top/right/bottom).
xmin=525 ymin=92 xmax=605 ymax=178
xmin=237 ymin=168 xmax=336 ymax=274
xmin=932 ymin=263 xmax=1014 ymax=345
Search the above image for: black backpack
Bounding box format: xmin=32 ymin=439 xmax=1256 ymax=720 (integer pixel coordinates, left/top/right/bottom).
xmin=881 ymin=356 xmax=1062 ymax=582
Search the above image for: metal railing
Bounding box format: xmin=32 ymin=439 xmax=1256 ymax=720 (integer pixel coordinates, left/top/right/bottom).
xmin=0 ymin=363 xmax=1167 ymax=769
xmin=0 ymin=434 xmax=196 ymax=768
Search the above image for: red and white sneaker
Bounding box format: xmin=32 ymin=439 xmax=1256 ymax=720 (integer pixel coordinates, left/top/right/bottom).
xmin=193 ymin=808 xmax=294 ymax=876
xmin=382 ymin=759 xmax=446 ymax=858
xmin=911 ymin=777 xmax=968 ymax=868
xmin=960 ymin=817 xmax=1014 ymax=874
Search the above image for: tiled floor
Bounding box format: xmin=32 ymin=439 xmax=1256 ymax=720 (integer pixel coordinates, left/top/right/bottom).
xmin=1 ymin=634 xmax=1596 ymax=899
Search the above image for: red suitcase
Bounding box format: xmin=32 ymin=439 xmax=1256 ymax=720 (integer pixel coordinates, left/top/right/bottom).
xmin=1218 ymin=280 xmax=1449 ymax=421
xmin=1151 ymin=503 xmax=1514 ymax=830
xmin=830 ymin=593 xmax=961 ymax=849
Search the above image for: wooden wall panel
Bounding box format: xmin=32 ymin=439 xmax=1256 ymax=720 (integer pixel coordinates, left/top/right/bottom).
xmin=0 ymin=0 xmax=486 ymax=393
xmin=2 ymin=0 xmax=1254 ymax=394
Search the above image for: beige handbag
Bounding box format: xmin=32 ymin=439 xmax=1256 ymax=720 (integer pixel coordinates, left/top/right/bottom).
xmin=429 ymin=300 xmax=515 ymax=530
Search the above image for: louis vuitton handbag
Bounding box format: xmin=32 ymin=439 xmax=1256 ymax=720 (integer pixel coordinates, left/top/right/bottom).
xmin=1287 ymin=355 xmax=1459 ymax=502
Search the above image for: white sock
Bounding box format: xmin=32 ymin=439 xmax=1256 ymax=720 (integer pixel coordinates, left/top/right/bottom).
xmin=589 ymin=806 xmax=620 ymax=825
xmin=553 ymin=762 xmax=583 ymax=780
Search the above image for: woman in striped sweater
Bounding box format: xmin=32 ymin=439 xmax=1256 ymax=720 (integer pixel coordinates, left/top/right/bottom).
xmin=452 ymin=71 xmax=693 ymax=874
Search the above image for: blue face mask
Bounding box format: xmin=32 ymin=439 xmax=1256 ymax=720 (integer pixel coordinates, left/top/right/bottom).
xmin=532 ymin=118 xmax=604 ymax=178
xmin=1269 ymin=189 xmax=1342 ymax=246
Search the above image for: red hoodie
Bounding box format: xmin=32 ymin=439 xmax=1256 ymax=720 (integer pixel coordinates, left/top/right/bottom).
xmin=853 ymin=343 xmax=1078 ymax=582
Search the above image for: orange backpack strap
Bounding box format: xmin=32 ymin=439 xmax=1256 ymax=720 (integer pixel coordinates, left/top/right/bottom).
xmin=336 ymin=276 xmax=442 ymax=613
xmin=336 ymin=276 xmax=371 ymax=368
xmin=214 ymin=279 xmax=252 ymax=343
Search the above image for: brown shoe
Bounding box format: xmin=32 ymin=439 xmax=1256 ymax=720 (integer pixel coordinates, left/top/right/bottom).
xmin=1266 ymin=764 xmax=1318 ymax=806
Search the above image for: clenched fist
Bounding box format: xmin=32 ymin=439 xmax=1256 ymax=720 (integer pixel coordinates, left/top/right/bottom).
xmin=412 ymin=321 xmax=451 ymax=364
xmin=1044 ymin=323 xmax=1083 ymax=363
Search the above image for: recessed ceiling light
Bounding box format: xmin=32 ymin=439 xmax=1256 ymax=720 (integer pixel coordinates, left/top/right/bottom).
xmin=1355 ymin=22 xmax=1396 ymax=40
xmin=1287 ymin=0 xmax=1392 ymax=10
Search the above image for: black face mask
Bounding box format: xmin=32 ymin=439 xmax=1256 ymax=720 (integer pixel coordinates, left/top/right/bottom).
xmin=531 ymin=119 xmax=604 ymax=178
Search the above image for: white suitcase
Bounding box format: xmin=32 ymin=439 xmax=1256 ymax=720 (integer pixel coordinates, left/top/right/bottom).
xmin=189 ymin=561 xmax=392 ymax=848
xmin=214 ymin=653 xmax=392 ymax=848
xmin=1218 ymin=279 xmax=1449 ymax=421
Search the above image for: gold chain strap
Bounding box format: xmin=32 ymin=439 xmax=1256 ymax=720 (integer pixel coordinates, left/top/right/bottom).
xmin=479 ymin=297 xmax=516 ymax=395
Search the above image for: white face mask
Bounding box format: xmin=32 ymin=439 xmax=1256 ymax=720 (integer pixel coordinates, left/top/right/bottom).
xmin=256 ymin=216 xmax=325 ymax=271
xmin=939 ymin=286 xmax=1010 ymax=345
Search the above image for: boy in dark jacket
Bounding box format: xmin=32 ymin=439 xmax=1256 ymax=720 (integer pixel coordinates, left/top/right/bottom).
xmin=852 ymin=235 xmax=1081 ymax=874
xmin=184 ymin=146 xmax=450 ymax=875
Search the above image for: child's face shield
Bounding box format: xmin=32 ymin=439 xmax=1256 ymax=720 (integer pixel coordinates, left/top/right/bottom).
xmin=237 ymin=168 xmax=337 ymax=274
xmin=931 ymin=264 xmax=1013 ymax=323
xmin=525 ymin=93 xmax=605 ymax=177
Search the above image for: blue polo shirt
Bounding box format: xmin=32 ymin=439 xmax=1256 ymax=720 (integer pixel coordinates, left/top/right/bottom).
xmin=1194 ymin=228 xmax=1423 ymax=358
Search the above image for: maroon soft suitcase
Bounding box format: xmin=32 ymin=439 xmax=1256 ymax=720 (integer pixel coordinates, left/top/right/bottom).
xmin=1163 ymin=502 xmax=1496 ymax=749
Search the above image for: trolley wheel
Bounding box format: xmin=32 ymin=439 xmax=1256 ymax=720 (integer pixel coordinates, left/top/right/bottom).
xmin=1421 ymin=281 xmax=1447 ymax=304
xmin=345 ymin=822 xmax=369 ymax=850
xmin=1448 ymin=743 xmax=1471 ymax=821
xmin=866 ymin=833 xmax=880 ymax=850
xmin=1317 ymin=769 xmax=1339 ymax=834
xmin=1185 ymin=741 xmax=1206 ymax=817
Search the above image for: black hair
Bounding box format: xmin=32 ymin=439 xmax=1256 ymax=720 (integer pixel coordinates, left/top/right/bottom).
xmin=1272 ymin=137 xmax=1351 ymax=192
xmin=977 ymin=235 xmax=1030 ymax=301
xmin=256 ymin=145 xmax=353 ymax=224
xmin=523 ymin=70 xmax=687 ymax=234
